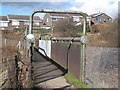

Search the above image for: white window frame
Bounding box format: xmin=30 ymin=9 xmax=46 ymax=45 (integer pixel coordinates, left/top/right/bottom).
xmin=47 ymin=18 xmax=49 ymax=22
xmin=73 ymin=16 xmax=80 ymax=22
xmin=96 ymin=17 xmax=101 ymax=22
xmin=0 ymin=21 xmax=8 ymax=27
xmin=12 ymin=20 xmax=19 ymax=26
xmin=34 ymin=22 xmax=39 ymax=25
xmin=24 ymin=21 xmax=30 ymax=25
xmin=104 ymin=18 xmax=110 ymax=21
xmin=52 ymin=18 xmax=58 ymax=21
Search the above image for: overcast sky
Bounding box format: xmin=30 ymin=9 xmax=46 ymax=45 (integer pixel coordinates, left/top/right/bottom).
xmin=0 ymin=0 xmax=119 ymax=18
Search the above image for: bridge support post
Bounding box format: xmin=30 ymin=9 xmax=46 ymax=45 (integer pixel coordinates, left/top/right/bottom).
xmin=79 ymin=16 xmax=87 ymax=83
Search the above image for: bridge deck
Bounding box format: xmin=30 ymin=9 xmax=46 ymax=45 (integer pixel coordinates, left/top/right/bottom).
xmin=32 ymin=49 xmax=72 ymax=89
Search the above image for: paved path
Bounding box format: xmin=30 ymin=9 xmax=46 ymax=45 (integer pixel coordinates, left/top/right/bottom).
xmin=32 ymin=49 xmax=74 ymax=89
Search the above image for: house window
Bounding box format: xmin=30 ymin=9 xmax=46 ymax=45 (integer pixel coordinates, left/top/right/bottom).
xmin=47 ymin=18 xmax=49 ymax=22
xmin=12 ymin=20 xmax=19 ymax=25
xmin=96 ymin=17 xmax=100 ymax=22
xmin=104 ymin=18 xmax=109 ymax=21
xmin=34 ymin=22 xmax=39 ymax=25
xmin=52 ymin=18 xmax=57 ymax=21
xmin=73 ymin=17 xmax=80 ymax=22
xmin=24 ymin=21 xmax=29 ymax=25
xmin=0 ymin=22 xmax=8 ymax=27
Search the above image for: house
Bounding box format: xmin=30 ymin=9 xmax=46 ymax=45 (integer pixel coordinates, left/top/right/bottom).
xmin=43 ymin=13 xmax=68 ymax=28
xmin=43 ymin=13 xmax=84 ymax=28
xmin=43 ymin=12 xmax=112 ymax=30
xmin=0 ymin=16 xmax=9 ymax=30
xmin=89 ymin=12 xmax=112 ymax=25
xmin=69 ymin=14 xmax=84 ymax=22
xmin=0 ymin=14 xmax=42 ymax=30
xmin=7 ymin=14 xmax=42 ymax=30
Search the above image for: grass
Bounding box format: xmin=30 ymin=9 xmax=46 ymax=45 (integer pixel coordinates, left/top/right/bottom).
xmin=65 ymin=74 xmax=91 ymax=89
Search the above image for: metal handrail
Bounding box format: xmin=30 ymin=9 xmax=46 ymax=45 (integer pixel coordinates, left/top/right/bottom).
xmin=29 ymin=9 xmax=88 ymax=34
xmin=51 ymin=37 xmax=81 ymax=42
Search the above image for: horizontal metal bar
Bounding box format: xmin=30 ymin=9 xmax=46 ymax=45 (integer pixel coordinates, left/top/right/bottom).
xmin=32 ymin=9 xmax=88 ymax=17
xmin=30 ymin=9 xmax=88 ymax=34
xmin=51 ymin=37 xmax=81 ymax=42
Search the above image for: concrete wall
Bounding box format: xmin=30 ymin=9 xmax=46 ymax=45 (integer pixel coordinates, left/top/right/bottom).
xmin=85 ymin=46 xmax=118 ymax=88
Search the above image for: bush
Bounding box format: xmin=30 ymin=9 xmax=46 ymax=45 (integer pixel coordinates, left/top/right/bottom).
xmin=13 ymin=28 xmax=25 ymax=33
xmin=88 ymin=19 xmax=118 ymax=47
xmin=91 ymin=25 xmax=99 ymax=34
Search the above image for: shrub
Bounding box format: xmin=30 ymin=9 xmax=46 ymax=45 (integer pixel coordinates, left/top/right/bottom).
xmin=88 ymin=19 xmax=118 ymax=47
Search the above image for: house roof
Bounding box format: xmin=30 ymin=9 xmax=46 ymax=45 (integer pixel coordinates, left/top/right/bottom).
xmin=49 ymin=13 xmax=69 ymax=17
xmin=69 ymin=14 xmax=83 ymax=17
xmin=89 ymin=12 xmax=112 ymax=18
xmin=49 ymin=13 xmax=83 ymax=19
xmin=0 ymin=16 xmax=8 ymax=21
xmin=89 ymin=12 xmax=103 ymax=17
xmin=33 ymin=16 xmax=42 ymax=21
xmin=8 ymin=14 xmax=29 ymax=20
xmin=7 ymin=14 xmax=42 ymax=21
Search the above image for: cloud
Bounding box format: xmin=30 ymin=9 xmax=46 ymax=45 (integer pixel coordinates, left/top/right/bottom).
xmin=1 ymin=0 xmax=119 ymax=18
xmin=2 ymin=2 xmax=71 ymax=10
xmin=2 ymin=0 xmax=70 ymax=2
xmin=70 ymin=0 xmax=119 ymax=18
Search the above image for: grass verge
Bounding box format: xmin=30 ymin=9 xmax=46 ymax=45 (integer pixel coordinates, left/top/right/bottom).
xmin=65 ymin=74 xmax=91 ymax=89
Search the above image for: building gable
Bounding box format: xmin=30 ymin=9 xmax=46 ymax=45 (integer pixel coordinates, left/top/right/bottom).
xmin=89 ymin=13 xmax=112 ymax=25
xmin=0 ymin=16 xmax=8 ymax=21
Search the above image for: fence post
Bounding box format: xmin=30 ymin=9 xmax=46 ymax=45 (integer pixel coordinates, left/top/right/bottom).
xmin=15 ymin=54 xmax=19 ymax=88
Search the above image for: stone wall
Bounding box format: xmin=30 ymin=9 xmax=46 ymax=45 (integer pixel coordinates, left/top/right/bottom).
xmin=0 ymin=49 xmax=33 ymax=89
xmin=0 ymin=30 xmax=33 ymax=89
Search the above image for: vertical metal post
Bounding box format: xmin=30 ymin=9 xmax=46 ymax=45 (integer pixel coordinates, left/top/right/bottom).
xmin=15 ymin=54 xmax=19 ymax=88
xmin=83 ymin=17 xmax=86 ymax=35
xmin=30 ymin=43 xmax=34 ymax=62
xmin=52 ymin=27 xmax=54 ymax=37
xmin=80 ymin=16 xmax=87 ymax=83
xmin=5 ymin=38 xmax=6 ymax=46
xmin=29 ymin=13 xmax=34 ymax=87
xmin=29 ymin=14 xmax=33 ymax=34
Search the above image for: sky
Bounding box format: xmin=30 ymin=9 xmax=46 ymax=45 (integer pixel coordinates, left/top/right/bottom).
xmin=0 ymin=0 xmax=119 ymax=19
